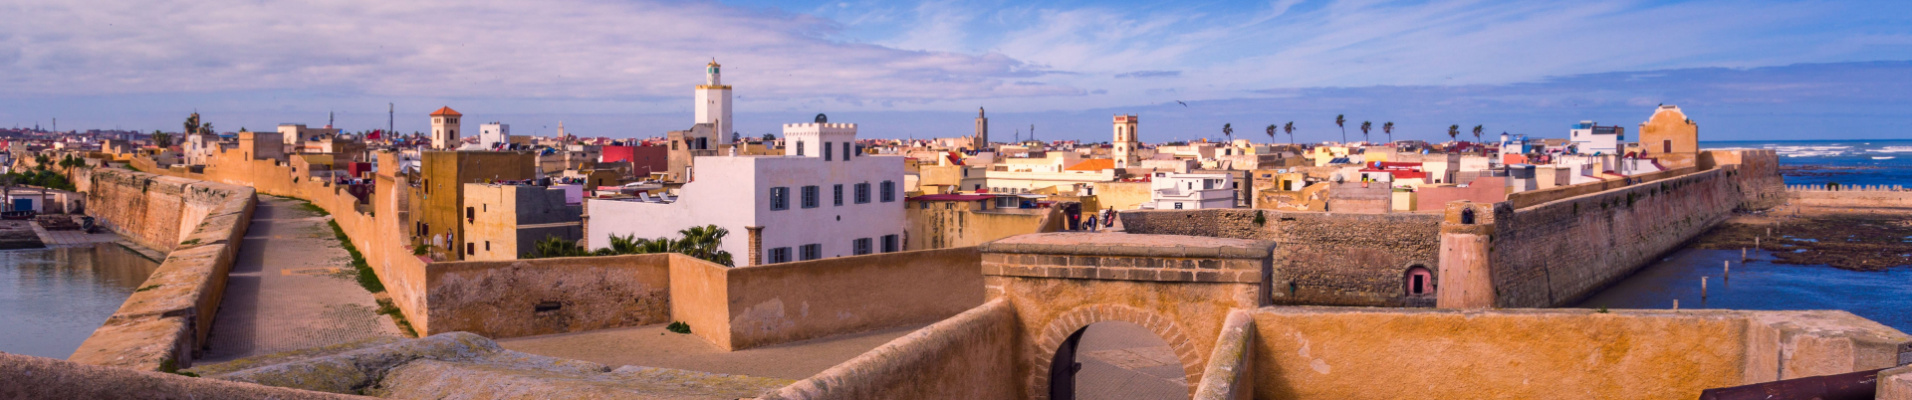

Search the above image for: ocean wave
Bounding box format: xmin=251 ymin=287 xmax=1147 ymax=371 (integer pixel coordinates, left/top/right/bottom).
xmin=1872 ymin=146 xmax=1912 ymax=153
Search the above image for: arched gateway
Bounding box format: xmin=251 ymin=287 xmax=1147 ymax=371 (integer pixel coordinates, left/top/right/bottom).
xmin=979 ymin=233 xmax=1276 ymax=400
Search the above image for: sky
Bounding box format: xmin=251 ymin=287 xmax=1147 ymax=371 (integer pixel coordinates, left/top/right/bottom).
xmin=3 ymin=0 xmax=1911 ymax=143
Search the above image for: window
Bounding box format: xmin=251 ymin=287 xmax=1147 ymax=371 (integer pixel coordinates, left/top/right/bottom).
xmin=484 ymin=241 xmax=490 ymax=251
xmin=802 ymin=186 xmax=820 ymax=208
xmin=853 ymin=238 xmax=873 ymax=255
xmin=466 ymin=242 xmax=475 ymax=255
xmin=769 ymin=187 xmax=790 ymax=210
xmin=824 ymin=142 xmax=833 ymax=161
xmin=799 ymin=244 xmax=822 ymax=261
xmin=881 ymin=235 xmax=899 ymax=253
xmin=1662 ymin=140 xmax=1672 ymax=153
xmin=880 ymin=181 xmax=896 ymax=202
xmin=1174 ymin=202 xmax=1184 ymax=209
xmin=796 ymin=141 xmax=806 ymax=156
xmin=996 ymin=196 xmax=1017 ymax=209
xmin=768 ymin=247 xmax=792 ymax=263
xmin=466 ymin=207 xmax=474 ymax=221
xmin=855 ymin=183 xmax=871 ymax=204
xmin=833 ymin=184 xmax=844 ymax=206
xmin=918 ymin=202 xmax=928 ymax=209
xmin=844 ymin=142 xmax=853 ymax=160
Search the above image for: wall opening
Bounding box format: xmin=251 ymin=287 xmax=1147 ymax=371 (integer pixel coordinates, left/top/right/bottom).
xmin=1405 ymin=265 xmax=1434 ymax=297
xmin=1048 ymin=321 xmax=1186 ymax=400
xmin=1460 ymin=208 xmax=1476 ymax=225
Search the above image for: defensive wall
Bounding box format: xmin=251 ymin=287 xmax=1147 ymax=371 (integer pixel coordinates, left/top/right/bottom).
xmin=110 ymin=148 xmax=988 ymax=357
xmin=1117 ymin=208 xmax=1441 ymax=307
xmin=64 ymin=168 xmax=257 ymax=371
xmin=1788 ymin=185 xmax=1912 ymax=208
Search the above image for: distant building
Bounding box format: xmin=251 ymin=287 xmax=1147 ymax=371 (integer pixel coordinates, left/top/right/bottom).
xmin=477 ymin=123 xmax=510 ymax=149
xmin=587 ymin=121 xmax=905 ymax=267
xmin=600 ymin=144 xmax=669 ymax=179
xmin=1638 ymin=105 xmax=1699 ymax=168
xmin=461 ymin=183 xmax=583 ymax=261
xmin=970 ymin=108 xmax=990 ymax=150
xmin=411 ymin=151 xmax=538 ymax=261
xmin=1142 ymin=172 xmax=1235 ymax=210
xmin=278 ymin=123 xmax=341 ymax=146
xmin=694 ymin=59 xmax=732 ymax=146
xmin=429 ymin=107 xmax=463 ymax=150
xmin=1569 ymin=120 xmax=1624 ymax=155
xmin=1112 ymin=115 xmax=1140 ymax=169
xmin=236 ymin=130 xmax=285 ymax=162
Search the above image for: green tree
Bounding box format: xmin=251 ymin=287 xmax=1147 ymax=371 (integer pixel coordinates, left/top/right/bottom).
xmin=1383 ymin=122 xmax=1394 ymax=143
xmin=673 ymin=225 xmax=733 ymax=266
xmin=1283 ymin=122 xmax=1295 ymax=145
xmin=761 ymin=133 xmax=776 ymax=142
xmin=183 ymin=113 xmax=200 ymax=137
xmin=1264 ymin=124 xmax=1277 ymax=144
xmin=1472 ymin=125 xmax=1484 ymax=143
xmin=1221 ymin=123 xmax=1232 ymax=144
xmin=524 ymin=236 xmax=591 ymax=259
xmin=1448 ymin=125 xmax=1460 ymax=142
xmin=1360 ymin=121 xmax=1372 ymax=144
xmin=152 ymin=130 xmax=174 ymax=147
xmin=1335 ymin=114 xmax=1347 ymax=143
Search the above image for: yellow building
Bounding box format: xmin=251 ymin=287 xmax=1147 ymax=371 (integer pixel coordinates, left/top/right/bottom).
xmin=411 ymin=151 xmax=538 ymax=260
xmin=461 ymin=183 xmax=583 ymax=261
xmin=1638 ymin=105 xmax=1699 ymax=168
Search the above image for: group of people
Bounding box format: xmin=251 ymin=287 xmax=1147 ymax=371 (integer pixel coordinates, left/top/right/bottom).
xmin=1078 ymin=207 xmax=1117 ymax=232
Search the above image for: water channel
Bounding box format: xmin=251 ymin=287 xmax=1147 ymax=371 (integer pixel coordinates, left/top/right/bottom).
xmin=1577 ymin=248 xmax=1912 ymax=333
xmin=0 ymin=243 xmax=161 ymax=359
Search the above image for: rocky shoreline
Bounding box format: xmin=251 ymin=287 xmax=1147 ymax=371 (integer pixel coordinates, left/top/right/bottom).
xmin=1692 ymin=203 xmax=1912 ymax=271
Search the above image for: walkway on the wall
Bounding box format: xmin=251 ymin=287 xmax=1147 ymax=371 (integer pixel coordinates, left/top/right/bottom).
xmin=1074 ymin=322 xmax=1190 ymax=400
xmin=197 ymin=195 xmax=400 ymax=364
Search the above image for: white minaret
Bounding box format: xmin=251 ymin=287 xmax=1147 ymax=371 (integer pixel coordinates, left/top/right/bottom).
xmin=693 ymin=59 xmax=732 ymax=149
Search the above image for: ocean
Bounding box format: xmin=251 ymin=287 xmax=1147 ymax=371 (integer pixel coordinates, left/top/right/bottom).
xmin=1703 ymin=139 xmax=1912 ymax=187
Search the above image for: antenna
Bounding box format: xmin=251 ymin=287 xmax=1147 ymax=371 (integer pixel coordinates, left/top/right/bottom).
xmin=389 ymin=103 xmax=394 ymax=137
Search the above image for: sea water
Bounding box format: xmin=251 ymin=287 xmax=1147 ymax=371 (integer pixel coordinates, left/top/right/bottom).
xmin=0 ymin=244 xmax=161 ymax=359
xmin=1704 ymin=139 xmax=1912 ymax=187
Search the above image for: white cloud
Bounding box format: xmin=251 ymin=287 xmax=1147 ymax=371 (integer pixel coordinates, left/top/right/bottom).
xmin=0 ymin=0 xmax=1077 ymax=104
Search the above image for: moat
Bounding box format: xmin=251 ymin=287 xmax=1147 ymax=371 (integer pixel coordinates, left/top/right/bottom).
xmin=0 ymin=243 xmax=160 ymax=359
xmin=1579 ymin=248 xmax=1912 ymax=333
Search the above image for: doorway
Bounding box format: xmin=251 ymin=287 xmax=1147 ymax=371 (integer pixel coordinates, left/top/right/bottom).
xmin=1048 ymin=321 xmax=1188 ymax=400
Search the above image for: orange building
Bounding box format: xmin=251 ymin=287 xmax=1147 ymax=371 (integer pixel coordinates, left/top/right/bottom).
xmin=1637 ymin=105 xmax=1699 ymax=168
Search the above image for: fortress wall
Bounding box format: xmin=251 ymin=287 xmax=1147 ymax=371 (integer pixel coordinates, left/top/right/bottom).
xmin=1707 ymin=149 xmax=1787 ymax=210
xmin=1489 ymin=167 xmax=1740 ymax=307
xmin=0 ymin=351 xmax=355 ymax=399
xmin=1117 ymin=209 xmax=1440 ymax=307
xmin=1247 ymin=307 xmax=1909 ymax=400
xmin=423 ymin=253 xmax=673 ymax=339
xmin=131 ymin=150 xmax=435 ymax=335
xmin=719 ymin=247 xmax=984 ymax=351
xmin=67 ymin=168 xmax=256 ymax=371
xmin=756 ymin=299 xmax=1019 ymax=400
xmin=1789 ymin=189 xmax=1912 ymax=208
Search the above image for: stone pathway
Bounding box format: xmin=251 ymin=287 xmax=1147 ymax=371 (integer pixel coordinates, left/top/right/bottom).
xmin=197 ymin=196 xmax=399 ymax=364
xmin=1075 ymin=322 xmax=1190 ymax=400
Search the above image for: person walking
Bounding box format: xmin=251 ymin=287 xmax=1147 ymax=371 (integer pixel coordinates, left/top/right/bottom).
xmin=1086 ymin=214 xmax=1098 ymax=232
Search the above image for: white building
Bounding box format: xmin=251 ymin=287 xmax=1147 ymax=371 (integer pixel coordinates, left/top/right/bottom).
xmin=586 ymin=120 xmax=905 ymax=266
xmin=277 ymin=123 xmax=340 ymax=145
xmin=1142 ymin=172 xmax=1236 ymax=210
xmin=1569 ymin=120 xmax=1624 ymax=155
xmin=182 ymin=132 xmax=221 ymax=165
xmin=477 ymin=123 xmax=510 ymax=149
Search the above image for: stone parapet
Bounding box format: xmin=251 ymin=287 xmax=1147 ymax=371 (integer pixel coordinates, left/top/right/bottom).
xmin=0 ymin=351 xmax=356 ymax=399
xmin=757 ymin=299 xmax=1019 ymax=400
xmin=981 ymin=233 xmax=1274 ymax=284
xmin=68 ymin=168 xmax=256 ymax=372
xmin=1194 ymin=309 xmax=1255 ymax=400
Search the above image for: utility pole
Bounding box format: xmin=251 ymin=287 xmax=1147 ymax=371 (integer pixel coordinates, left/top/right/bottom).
xmin=389 ymin=103 xmax=394 ymax=137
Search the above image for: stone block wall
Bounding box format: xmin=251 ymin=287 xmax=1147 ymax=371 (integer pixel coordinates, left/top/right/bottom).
xmin=719 ymin=247 xmax=985 ymax=351
xmin=423 ymin=253 xmax=674 ymax=339
xmin=1117 ymin=209 xmax=1441 ymax=307
xmin=1489 ymin=167 xmax=1740 ymax=307
xmin=67 ymin=168 xmax=256 ymax=371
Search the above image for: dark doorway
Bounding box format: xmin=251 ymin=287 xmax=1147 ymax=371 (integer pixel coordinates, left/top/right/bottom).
xmin=1049 ymin=321 xmax=1187 ymax=400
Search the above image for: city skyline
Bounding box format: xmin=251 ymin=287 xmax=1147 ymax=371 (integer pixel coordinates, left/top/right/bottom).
xmin=4 ymin=0 xmax=1911 ymax=141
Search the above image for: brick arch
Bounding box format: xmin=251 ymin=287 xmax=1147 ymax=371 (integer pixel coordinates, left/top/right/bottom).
xmin=1028 ymin=303 xmax=1204 ymax=400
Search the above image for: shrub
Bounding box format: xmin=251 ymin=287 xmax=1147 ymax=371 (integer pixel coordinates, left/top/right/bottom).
xmin=667 ymin=321 xmax=691 ymax=334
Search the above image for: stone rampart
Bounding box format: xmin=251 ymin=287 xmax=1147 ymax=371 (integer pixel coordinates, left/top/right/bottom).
xmin=1193 ymin=309 xmax=1255 ymax=400
xmin=423 ymin=253 xmax=674 ymax=339
xmin=1248 ymin=307 xmax=1909 ymax=399
xmin=697 ymin=247 xmax=985 ymax=351
xmin=1489 ymin=167 xmax=1739 ymax=307
xmin=1117 ymin=209 xmax=1440 ymax=307
xmin=756 ymin=299 xmax=1019 ymax=400
xmin=1788 ymin=187 xmax=1912 ymax=208
xmin=66 ymin=168 xmax=257 ymax=371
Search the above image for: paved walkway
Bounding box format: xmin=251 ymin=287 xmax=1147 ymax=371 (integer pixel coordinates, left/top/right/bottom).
xmin=499 ymin=323 xmax=925 ymax=380
xmin=1076 ymin=321 xmax=1190 ymax=400
xmin=198 ymin=196 xmax=400 ymax=364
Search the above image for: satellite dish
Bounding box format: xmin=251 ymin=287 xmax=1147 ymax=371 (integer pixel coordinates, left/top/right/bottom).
xmin=814 ymin=113 xmax=828 ymax=123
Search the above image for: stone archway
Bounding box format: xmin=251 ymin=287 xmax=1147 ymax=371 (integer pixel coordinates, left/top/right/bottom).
xmin=979 ymin=232 xmax=1277 ymax=400
xmin=1033 ymin=304 xmax=1204 ymax=399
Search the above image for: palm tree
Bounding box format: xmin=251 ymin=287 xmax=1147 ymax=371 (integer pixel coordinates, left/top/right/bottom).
xmin=1383 ymin=122 xmax=1395 ymax=144
xmin=1264 ymin=124 xmax=1277 ymax=144
xmin=675 ymin=225 xmax=734 ymax=266
xmin=1221 ymin=123 xmax=1233 ymax=144
xmin=1472 ymin=125 xmax=1484 ymax=143
xmin=1359 ymin=121 xmax=1372 ymax=144
xmin=1448 ymin=125 xmax=1460 ymax=142
xmin=183 ymin=113 xmax=200 ymax=138
xmin=1283 ymin=122 xmax=1296 ymax=145
xmin=1335 ymin=114 xmax=1347 ymax=143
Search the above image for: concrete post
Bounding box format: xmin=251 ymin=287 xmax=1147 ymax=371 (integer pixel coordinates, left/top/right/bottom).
xmin=746 ymin=226 xmax=763 ymax=266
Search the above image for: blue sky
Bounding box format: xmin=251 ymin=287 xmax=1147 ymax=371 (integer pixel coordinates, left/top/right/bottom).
xmin=3 ymin=0 xmax=1911 ymax=142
